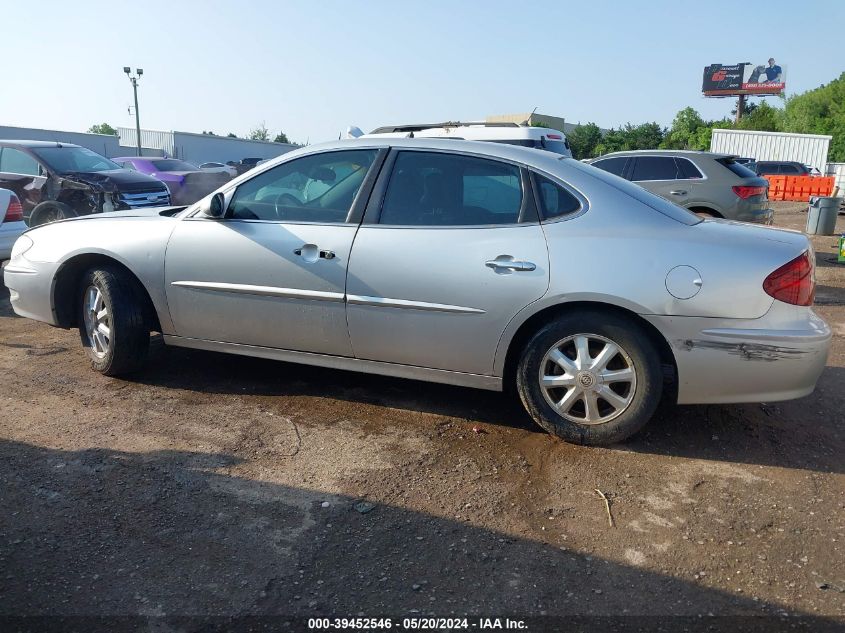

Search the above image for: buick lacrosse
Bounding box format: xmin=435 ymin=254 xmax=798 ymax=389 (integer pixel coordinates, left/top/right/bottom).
xmin=4 ymin=138 xmax=831 ymax=445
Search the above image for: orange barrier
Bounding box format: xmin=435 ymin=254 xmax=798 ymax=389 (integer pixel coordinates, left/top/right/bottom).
xmin=763 ymin=175 xmax=835 ymax=201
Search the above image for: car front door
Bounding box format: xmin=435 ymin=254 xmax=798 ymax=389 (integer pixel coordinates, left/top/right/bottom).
xmin=164 ymin=148 xmax=385 ymax=356
xmin=628 ymin=156 xmax=697 ymax=205
xmin=345 ymin=149 xmax=549 ymax=375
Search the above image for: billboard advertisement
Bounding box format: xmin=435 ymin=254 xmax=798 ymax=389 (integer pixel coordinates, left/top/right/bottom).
xmin=702 ymin=60 xmax=785 ymax=96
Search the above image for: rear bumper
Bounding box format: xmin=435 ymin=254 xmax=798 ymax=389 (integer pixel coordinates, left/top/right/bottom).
xmin=645 ymin=305 xmax=831 ymax=404
xmin=734 ymin=207 xmax=774 ymax=225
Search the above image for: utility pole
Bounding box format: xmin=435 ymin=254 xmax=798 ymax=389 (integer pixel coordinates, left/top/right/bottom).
xmin=123 ymin=67 xmax=144 ymax=156
xmin=736 ymin=94 xmax=746 ymax=124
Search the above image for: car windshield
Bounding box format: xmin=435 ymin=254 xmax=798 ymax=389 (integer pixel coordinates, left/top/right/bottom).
xmin=152 ymin=159 xmax=198 ymax=171
xmin=31 ymin=147 xmax=121 ymax=173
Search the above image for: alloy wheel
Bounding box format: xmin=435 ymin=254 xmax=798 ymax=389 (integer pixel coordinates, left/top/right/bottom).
xmin=83 ymin=285 xmax=111 ymax=359
xmin=538 ymin=333 xmax=637 ymax=425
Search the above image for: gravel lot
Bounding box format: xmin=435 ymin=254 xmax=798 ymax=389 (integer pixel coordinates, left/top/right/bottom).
xmin=1 ymin=202 xmax=843 ymax=627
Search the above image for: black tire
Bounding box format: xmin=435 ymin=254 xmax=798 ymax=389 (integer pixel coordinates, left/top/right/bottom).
xmin=516 ymin=311 xmax=663 ymax=446
xmin=78 ymin=266 xmax=150 ymax=376
xmin=29 ymin=201 xmax=77 ymax=226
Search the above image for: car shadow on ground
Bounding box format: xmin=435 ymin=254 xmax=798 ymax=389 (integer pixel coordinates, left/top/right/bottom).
xmin=132 ymin=343 xmax=845 ymax=475
xmin=1 ymin=438 xmax=840 ymax=630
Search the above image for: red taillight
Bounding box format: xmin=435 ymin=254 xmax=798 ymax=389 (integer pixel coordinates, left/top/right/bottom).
xmin=3 ymin=194 xmax=23 ymax=223
xmin=763 ymin=251 xmax=815 ymax=306
xmin=732 ymin=185 xmax=766 ymax=199
xmin=545 ymin=134 xmax=562 ymax=140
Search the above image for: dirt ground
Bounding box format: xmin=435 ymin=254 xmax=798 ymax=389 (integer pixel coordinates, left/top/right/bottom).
xmin=1 ymin=202 xmax=843 ymax=629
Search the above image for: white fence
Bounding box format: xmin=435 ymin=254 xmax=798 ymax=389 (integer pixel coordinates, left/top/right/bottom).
xmin=711 ymin=129 xmax=832 ymax=173
xmin=826 ymin=163 xmax=845 ymax=195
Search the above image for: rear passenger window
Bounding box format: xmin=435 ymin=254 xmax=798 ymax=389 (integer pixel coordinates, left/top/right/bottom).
xmin=630 ymin=157 xmax=679 ymax=181
xmin=780 ymin=164 xmax=800 ymax=174
xmin=379 ymin=152 xmax=522 ymax=226
xmin=534 ymin=174 xmax=581 ymax=220
xmin=676 ymin=158 xmax=703 ymax=179
xmin=591 ymin=157 xmax=627 ymax=177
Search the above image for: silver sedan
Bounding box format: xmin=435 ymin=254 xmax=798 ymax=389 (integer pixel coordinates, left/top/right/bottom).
xmin=3 ymin=138 xmax=832 ymax=445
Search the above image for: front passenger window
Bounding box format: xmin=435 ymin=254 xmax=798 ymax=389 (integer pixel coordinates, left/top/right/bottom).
xmin=227 ymin=150 xmax=377 ymax=222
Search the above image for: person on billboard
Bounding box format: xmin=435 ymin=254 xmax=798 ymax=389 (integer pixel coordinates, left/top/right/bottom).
xmin=763 ymin=58 xmax=782 ymax=83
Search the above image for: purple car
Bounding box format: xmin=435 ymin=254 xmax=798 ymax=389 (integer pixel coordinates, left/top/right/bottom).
xmin=112 ymin=157 xmax=230 ymax=205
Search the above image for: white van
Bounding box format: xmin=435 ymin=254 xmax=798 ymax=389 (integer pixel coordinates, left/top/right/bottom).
xmin=349 ymin=122 xmax=573 ymax=158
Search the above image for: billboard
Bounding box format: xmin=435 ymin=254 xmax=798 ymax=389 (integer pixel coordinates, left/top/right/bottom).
xmin=702 ymin=60 xmax=785 ymax=96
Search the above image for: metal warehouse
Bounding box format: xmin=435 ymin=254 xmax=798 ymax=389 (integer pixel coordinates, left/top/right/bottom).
xmin=116 ymin=127 xmax=298 ymax=165
xmin=710 ymin=129 xmax=832 ymax=173
xmin=0 ymin=124 xmax=297 ymax=166
xmin=0 ymin=125 xmax=122 ymax=157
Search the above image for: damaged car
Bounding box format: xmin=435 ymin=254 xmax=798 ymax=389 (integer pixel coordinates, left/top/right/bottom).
xmin=112 ymin=157 xmax=231 ymax=205
xmin=3 ymin=138 xmax=832 ymax=446
xmin=0 ymin=141 xmax=171 ymax=226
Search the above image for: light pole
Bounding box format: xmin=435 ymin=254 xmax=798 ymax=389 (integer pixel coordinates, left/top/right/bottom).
xmin=123 ymin=67 xmax=144 ymax=156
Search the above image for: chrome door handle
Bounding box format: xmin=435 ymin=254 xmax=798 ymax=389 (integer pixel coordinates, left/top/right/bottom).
xmin=485 ymin=257 xmax=536 ymax=272
xmin=294 ymin=244 xmax=335 ymax=261
xmin=669 ymin=190 xmax=687 ymax=196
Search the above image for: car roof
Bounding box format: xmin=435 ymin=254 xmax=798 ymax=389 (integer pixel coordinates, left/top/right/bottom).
xmin=289 ymin=136 xmax=566 ymax=166
xmin=0 ymin=140 xmax=82 ymax=149
xmin=594 ymin=149 xmax=733 ymax=160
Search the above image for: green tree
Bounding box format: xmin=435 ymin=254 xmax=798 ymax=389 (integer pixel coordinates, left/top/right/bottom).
xmin=273 ymin=132 xmax=290 ymax=144
xmin=249 ymin=122 xmax=270 ymax=141
xmin=661 ymin=107 xmax=706 ymax=150
xmin=782 ymin=72 xmax=845 ymax=161
xmin=595 ymin=122 xmax=664 ymax=155
xmin=734 ymin=101 xmax=782 ymax=132
xmin=87 ymin=123 xmax=117 ymax=135
xmin=566 ymin=122 xmax=603 ymax=159
xmin=226 ymin=132 xmax=237 ymax=138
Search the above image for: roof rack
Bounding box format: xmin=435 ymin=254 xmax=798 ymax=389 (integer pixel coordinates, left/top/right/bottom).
xmin=370 ymin=121 xmax=521 ymax=134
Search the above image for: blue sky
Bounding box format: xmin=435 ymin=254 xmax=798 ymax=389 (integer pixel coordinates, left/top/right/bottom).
xmin=2 ymin=0 xmax=843 ymax=144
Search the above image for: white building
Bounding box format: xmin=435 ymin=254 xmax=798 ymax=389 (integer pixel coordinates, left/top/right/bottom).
xmin=710 ymin=129 xmax=832 ymax=173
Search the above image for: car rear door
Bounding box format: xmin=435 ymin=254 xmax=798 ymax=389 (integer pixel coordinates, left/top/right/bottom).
xmin=164 ymin=148 xmax=385 ymax=356
xmin=628 ymin=156 xmax=697 ymax=205
xmin=345 ymin=149 xmax=549 ymax=376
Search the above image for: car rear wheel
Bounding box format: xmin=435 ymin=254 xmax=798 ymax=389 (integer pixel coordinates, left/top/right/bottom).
xmin=29 ymin=201 xmax=77 ymax=226
xmin=79 ymin=267 xmax=150 ymax=376
xmin=517 ymin=311 xmax=663 ymax=445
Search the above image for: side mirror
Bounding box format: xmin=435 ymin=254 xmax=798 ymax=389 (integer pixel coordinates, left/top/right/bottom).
xmin=204 ymin=192 xmax=226 ymax=219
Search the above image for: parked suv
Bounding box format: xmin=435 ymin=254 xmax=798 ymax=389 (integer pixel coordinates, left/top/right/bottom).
xmin=0 ymin=141 xmax=171 ymax=226
xmin=354 ymin=121 xmax=573 ymax=158
xmin=754 ymin=161 xmax=812 ymax=176
xmin=589 ymin=150 xmax=772 ymax=224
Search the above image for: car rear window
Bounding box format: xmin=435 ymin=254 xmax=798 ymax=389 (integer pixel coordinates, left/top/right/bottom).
xmin=716 ymin=157 xmax=758 ymax=178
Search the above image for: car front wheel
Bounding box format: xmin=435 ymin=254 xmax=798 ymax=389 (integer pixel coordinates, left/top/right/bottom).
xmin=79 ymin=266 xmax=150 ymax=376
xmin=517 ymin=311 xmax=663 ymax=445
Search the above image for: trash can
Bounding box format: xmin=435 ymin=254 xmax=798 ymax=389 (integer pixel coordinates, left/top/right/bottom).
xmin=806 ymin=196 xmax=841 ymax=235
